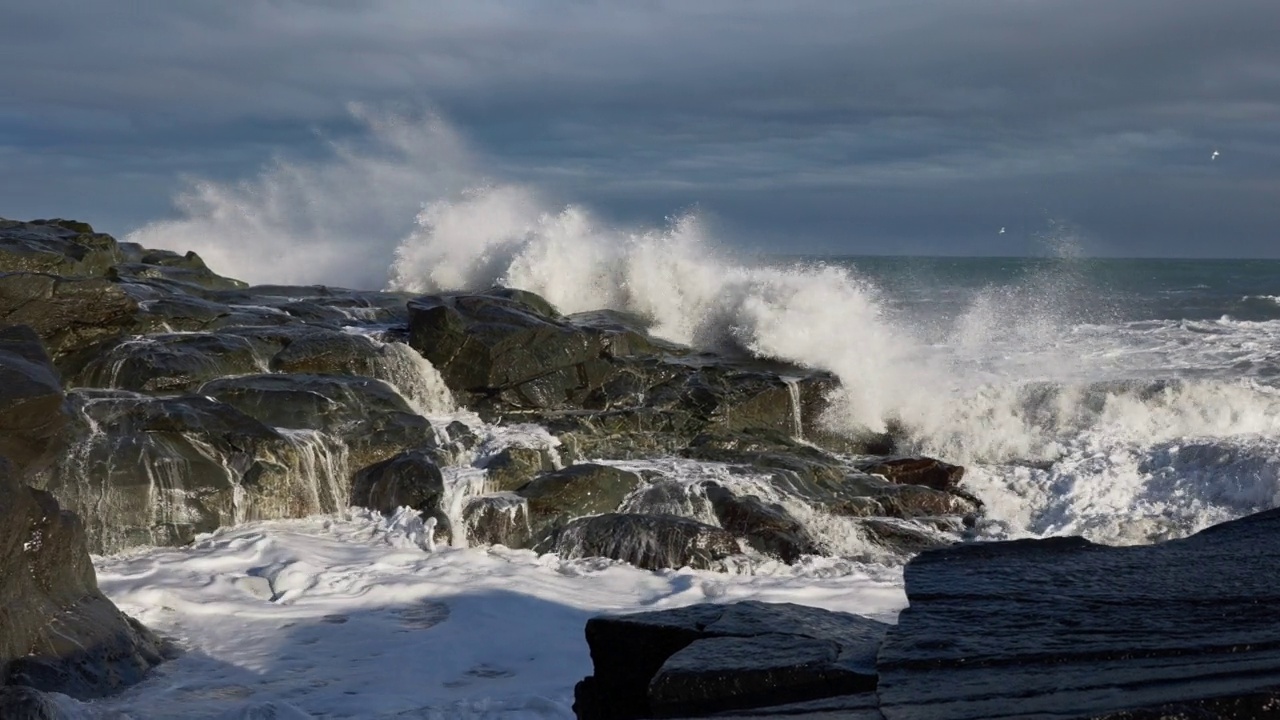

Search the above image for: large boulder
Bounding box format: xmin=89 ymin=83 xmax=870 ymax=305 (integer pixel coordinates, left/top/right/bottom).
xmin=512 ymin=463 xmax=643 ymax=543
xmin=407 ymin=290 xmax=640 ymax=407
xmin=542 ymin=513 xmax=740 ymax=571
xmin=573 ymin=601 xmax=888 ymax=720
xmin=351 ymin=450 xmax=447 ymax=520
xmin=877 ymin=507 xmax=1280 ymax=720
xmin=0 ymin=461 xmax=168 ymax=699
xmin=36 ymin=390 xmax=342 ymax=552
xmin=198 ymin=373 xmax=433 ymax=469
xmin=0 ymin=326 xmax=68 ymax=477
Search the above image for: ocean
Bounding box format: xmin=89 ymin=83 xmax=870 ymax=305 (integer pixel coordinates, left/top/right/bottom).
xmin=73 ymin=120 xmax=1280 ymax=716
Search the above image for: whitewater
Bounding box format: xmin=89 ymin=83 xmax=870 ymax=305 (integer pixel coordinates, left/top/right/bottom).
xmin=53 ymin=110 xmax=1280 ymax=718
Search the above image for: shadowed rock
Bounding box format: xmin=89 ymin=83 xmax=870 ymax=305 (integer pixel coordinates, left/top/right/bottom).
xmin=574 ymin=601 xmax=888 ymax=720
xmin=877 ymin=508 xmax=1280 ymax=720
xmin=0 ymin=325 xmax=69 ymax=477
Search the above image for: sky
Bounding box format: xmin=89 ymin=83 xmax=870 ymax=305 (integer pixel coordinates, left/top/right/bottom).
xmin=3 ymin=0 xmax=1279 ymax=259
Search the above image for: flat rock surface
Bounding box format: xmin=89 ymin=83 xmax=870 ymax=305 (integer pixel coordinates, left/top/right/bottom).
xmin=877 ymin=508 xmax=1280 ymax=720
xmin=576 ymin=601 xmax=888 ymax=720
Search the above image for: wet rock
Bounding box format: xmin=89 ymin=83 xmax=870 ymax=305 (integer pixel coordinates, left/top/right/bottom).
xmin=407 ymin=290 xmax=640 ymax=407
xmin=0 ymin=325 xmax=69 ymax=477
xmin=858 ymin=457 xmax=966 ymax=493
xmin=109 ymin=261 xmax=247 ymax=291
xmin=0 ymin=218 xmax=122 ymax=276
xmin=35 ymin=390 xmax=337 ymax=553
xmin=1 ymin=458 xmax=168 ymax=699
xmin=703 ymin=483 xmax=821 ymax=563
xmin=0 ymin=686 xmax=67 ymax=720
xmin=71 ymin=332 xmax=266 ymax=392
xmin=543 ymin=513 xmax=740 ymax=571
xmin=464 ymin=493 xmax=531 ymax=548
xmin=267 ymin=329 xmax=385 ymax=375
xmin=482 ymin=446 xmax=559 ymax=492
xmin=351 ymin=449 xmax=446 ymax=526
xmin=573 ymin=601 xmax=887 ymax=720
xmin=198 ymin=373 xmax=432 ymax=468
xmin=0 ymin=273 xmax=139 ymax=360
xmin=877 ymin=507 xmax=1280 ymax=720
xmin=650 ymin=634 xmax=876 ymax=718
xmin=516 ymin=463 xmax=643 ymax=542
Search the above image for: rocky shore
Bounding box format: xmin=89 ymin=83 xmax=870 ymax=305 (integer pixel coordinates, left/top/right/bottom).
xmin=574 ymin=508 xmax=1280 ymax=719
xmin=2 ymin=216 xmax=1274 ymax=718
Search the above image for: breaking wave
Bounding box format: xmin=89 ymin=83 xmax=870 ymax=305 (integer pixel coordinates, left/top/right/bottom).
xmin=132 ymin=109 xmax=1280 ymax=545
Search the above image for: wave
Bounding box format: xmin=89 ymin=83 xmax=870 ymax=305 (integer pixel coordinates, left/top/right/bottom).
xmin=131 ymin=109 xmax=1280 ymax=545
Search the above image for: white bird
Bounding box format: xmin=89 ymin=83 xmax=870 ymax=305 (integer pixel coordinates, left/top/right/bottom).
xmin=1211 ymin=150 xmax=1220 ymax=161
xmin=998 ymin=227 xmax=1006 ymax=234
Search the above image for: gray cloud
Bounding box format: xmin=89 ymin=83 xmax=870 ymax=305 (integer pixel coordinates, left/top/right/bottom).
xmin=2 ymin=0 xmax=1278 ymax=257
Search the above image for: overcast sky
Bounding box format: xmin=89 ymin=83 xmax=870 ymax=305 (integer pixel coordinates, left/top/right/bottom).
xmin=3 ymin=0 xmax=1279 ymax=258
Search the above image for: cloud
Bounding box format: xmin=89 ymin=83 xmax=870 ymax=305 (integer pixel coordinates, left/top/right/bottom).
xmin=2 ymin=0 xmax=1279 ymax=257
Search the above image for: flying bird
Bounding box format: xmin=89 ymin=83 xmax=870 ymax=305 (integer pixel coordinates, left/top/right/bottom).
xmin=1211 ymin=150 xmax=1220 ymax=161
xmin=998 ymin=227 xmax=1006 ymax=234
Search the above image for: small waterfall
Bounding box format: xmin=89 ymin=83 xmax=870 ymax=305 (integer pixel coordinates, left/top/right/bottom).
xmin=782 ymin=377 xmax=804 ymax=439
xmin=371 ymin=340 xmax=456 ymax=416
xmin=273 ymin=429 xmax=351 ymax=517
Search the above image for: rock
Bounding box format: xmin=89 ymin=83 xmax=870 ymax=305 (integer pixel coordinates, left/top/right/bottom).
xmin=482 ymin=446 xmax=560 ymax=492
xmin=351 ymin=449 xmax=447 ymax=529
xmin=0 ymin=326 xmax=68 ymax=477
xmin=463 ymin=493 xmax=531 ymax=548
xmin=267 ymin=329 xmax=385 ymax=375
xmin=543 ymin=513 xmax=740 ymax=571
xmin=109 ymin=261 xmax=247 ymax=291
xmin=0 ymin=218 xmax=122 ymax=277
xmin=71 ymin=332 xmax=266 ymax=393
xmin=703 ymin=483 xmax=821 ymax=563
xmin=649 ymin=634 xmax=875 ymax=718
xmin=573 ymin=601 xmax=888 ymax=720
xmin=0 ymin=686 xmax=67 ymax=720
xmin=0 ymin=273 xmax=139 ymax=360
xmin=198 ymin=373 xmax=432 ymax=469
xmin=1 ymin=458 xmax=168 ymax=699
xmin=36 ymin=390 xmax=339 ymax=552
xmin=858 ymin=457 xmax=966 ymax=493
xmin=876 ymin=508 xmax=1280 ymax=720
xmin=515 ymin=463 xmax=643 ymax=543
xmin=407 ymin=290 xmax=632 ymax=407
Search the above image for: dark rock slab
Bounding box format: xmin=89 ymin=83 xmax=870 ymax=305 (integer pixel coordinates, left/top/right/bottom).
xmin=575 ymin=601 xmax=888 ymax=720
xmin=650 ymin=634 xmax=877 ymax=718
xmin=1 ymin=459 xmax=168 ymax=699
xmin=877 ymin=508 xmax=1280 ymax=720
xmin=545 ymin=513 xmax=740 ymax=571
xmin=0 ymin=325 xmax=69 ymax=477
xmin=700 ymin=692 xmax=884 ymax=719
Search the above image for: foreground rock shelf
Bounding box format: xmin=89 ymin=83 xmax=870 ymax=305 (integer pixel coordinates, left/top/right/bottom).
xmin=574 ymin=508 xmax=1280 ymax=719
